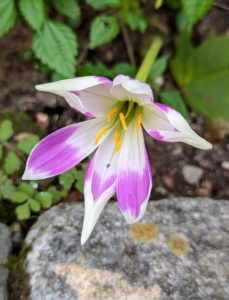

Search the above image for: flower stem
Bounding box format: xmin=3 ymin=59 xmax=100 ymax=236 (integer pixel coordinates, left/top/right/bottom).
xmin=135 ymin=36 xmax=163 ymax=82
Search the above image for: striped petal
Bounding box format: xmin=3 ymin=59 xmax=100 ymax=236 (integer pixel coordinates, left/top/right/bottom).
xmin=142 ymin=103 xmax=212 ymax=150
xmin=36 ymin=76 xmax=118 ymax=117
xmin=81 ymin=131 xmax=120 ymax=245
xmin=110 ymin=75 xmax=154 ymax=105
xmin=117 ymin=121 xmax=152 ymax=223
xmin=22 ymin=117 xmax=111 ymax=180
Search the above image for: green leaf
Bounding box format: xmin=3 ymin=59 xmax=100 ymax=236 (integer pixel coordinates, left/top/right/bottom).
xmin=160 ymin=90 xmax=188 ymax=118
xmin=29 ymin=198 xmax=41 ymax=212
xmin=51 ymin=0 xmax=80 ymax=19
xmin=0 ymin=120 xmax=14 ymax=141
xmin=11 ymin=191 xmax=29 ymax=203
xmin=0 ymin=144 xmax=3 ymax=160
xmin=75 ymin=170 xmax=85 ymax=193
xmin=86 ymin=0 xmax=120 ymax=10
xmin=121 ymin=9 xmax=147 ymax=33
xmin=19 ymin=0 xmax=45 ymax=31
xmin=170 ymin=32 xmax=229 ymax=121
xmin=33 ymin=20 xmax=78 ymax=77
xmin=17 ymin=135 xmax=40 ymax=155
xmin=0 ymin=0 xmax=16 ymax=38
xmin=59 ymin=171 xmax=75 ymax=189
xmin=181 ymin=0 xmax=213 ymax=29
xmin=78 ymin=61 xmax=135 ymax=78
xmin=1 ymin=179 xmax=15 ymax=200
xmin=90 ymin=15 xmax=120 ymax=49
xmin=15 ymin=202 xmax=31 ymax=220
xmin=51 ymin=71 xmax=68 ymax=82
xmin=149 ymin=54 xmax=170 ymax=80
xmin=47 ymin=186 xmax=61 ymax=203
xmin=164 ymin=0 xmax=181 ymax=8
xmin=17 ymin=182 xmax=35 ymax=197
xmin=4 ymin=152 xmax=21 ymax=175
xmin=35 ymin=191 xmax=53 ymax=208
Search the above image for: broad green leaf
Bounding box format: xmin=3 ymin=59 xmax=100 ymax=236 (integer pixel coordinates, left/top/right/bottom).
xmin=0 ymin=120 xmax=14 ymax=141
xmin=170 ymin=32 xmax=229 ymax=121
xmin=160 ymin=90 xmax=188 ymax=118
xmin=15 ymin=202 xmax=30 ymax=220
xmin=78 ymin=61 xmax=135 ymax=78
xmin=90 ymin=15 xmax=120 ymax=49
xmin=35 ymin=191 xmax=53 ymax=208
xmin=33 ymin=20 xmax=78 ymax=77
xmin=4 ymin=152 xmax=21 ymax=175
xmin=29 ymin=198 xmax=41 ymax=212
xmin=121 ymin=9 xmax=147 ymax=33
xmin=149 ymin=54 xmax=170 ymax=80
xmin=1 ymin=179 xmax=15 ymax=200
xmin=0 ymin=171 xmax=7 ymax=185
xmin=47 ymin=186 xmax=61 ymax=203
xmin=17 ymin=182 xmax=35 ymax=197
xmin=0 ymin=0 xmax=16 ymax=38
xmin=19 ymin=0 xmax=45 ymax=31
xmin=181 ymin=0 xmax=213 ymax=29
xmin=0 ymin=144 xmax=3 ymax=159
xmin=75 ymin=170 xmax=85 ymax=193
xmin=86 ymin=0 xmax=120 ymax=10
xmin=17 ymin=135 xmax=40 ymax=155
xmin=51 ymin=0 xmax=80 ymax=19
xmin=11 ymin=191 xmax=29 ymax=203
xmin=51 ymin=71 xmax=68 ymax=82
xmin=59 ymin=171 xmax=75 ymax=189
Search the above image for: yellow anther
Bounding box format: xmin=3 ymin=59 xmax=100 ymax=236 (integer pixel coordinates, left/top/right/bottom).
xmin=115 ymin=130 xmax=120 ymax=143
xmin=95 ymin=125 xmax=109 ymax=145
xmin=114 ymin=139 xmax=122 ymax=153
xmin=135 ymin=114 xmax=143 ymax=130
xmin=107 ymin=107 xmax=117 ymax=121
xmin=119 ymin=113 xmax=127 ymax=130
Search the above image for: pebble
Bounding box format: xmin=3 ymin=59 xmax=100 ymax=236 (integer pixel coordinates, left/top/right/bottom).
xmin=221 ymin=161 xmax=229 ymax=170
xmin=182 ymin=164 xmax=204 ymax=184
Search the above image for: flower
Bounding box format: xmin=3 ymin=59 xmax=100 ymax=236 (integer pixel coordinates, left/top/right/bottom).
xmin=22 ymin=75 xmax=212 ymax=244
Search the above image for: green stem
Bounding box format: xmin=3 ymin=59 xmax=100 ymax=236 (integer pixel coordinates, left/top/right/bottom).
xmin=135 ymin=36 xmax=163 ymax=82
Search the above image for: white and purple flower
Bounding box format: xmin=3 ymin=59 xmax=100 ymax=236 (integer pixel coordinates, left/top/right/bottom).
xmin=22 ymin=75 xmax=212 ymax=244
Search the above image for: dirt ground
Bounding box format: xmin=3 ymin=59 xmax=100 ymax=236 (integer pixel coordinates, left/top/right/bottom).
xmin=0 ymin=3 xmax=229 ymax=206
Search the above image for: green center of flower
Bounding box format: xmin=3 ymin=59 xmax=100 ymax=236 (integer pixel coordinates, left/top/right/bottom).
xmin=95 ymin=101 xmax=143 ymax=152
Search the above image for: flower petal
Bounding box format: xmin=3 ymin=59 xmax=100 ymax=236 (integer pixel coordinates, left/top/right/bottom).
xmin=22 ymin=117 xmax=111 ymax=180
xmin=110 ymin=75 xmax=154 ymax=105
xmin=81 ymin=132 xmax=120 ymax=245
xmin=36 ymin=76 xmax=118 ymax=117
xmin=142 ymin=103 xmax=212 ymax=150
xmin=117 ymin=121 xmax=152 ymax=223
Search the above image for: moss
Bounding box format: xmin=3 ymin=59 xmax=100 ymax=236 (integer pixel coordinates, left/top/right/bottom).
xmin=129 ymin=221 xmax=159 ymax=243
xmin=166 ymin=233 xmax=190 ymax=256
xmin=7 ymin=243 xmax=31 ymax=300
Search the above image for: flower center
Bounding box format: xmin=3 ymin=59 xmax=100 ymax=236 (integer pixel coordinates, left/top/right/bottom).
xmin=94 ymin=101 xmax=143 ymax=153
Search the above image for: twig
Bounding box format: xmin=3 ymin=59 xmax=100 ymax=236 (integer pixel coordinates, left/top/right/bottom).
xmin=213 ymin=2 xmax=229 ymax=12
xmin=117 ymin=13 xmax=136 ymax=68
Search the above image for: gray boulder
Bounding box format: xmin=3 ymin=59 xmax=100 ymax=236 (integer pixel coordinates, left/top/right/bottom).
xmin=0 ymin=223 xmax=12 ymax=300
xmin=25 ymin=198 xmax=229 ymax=300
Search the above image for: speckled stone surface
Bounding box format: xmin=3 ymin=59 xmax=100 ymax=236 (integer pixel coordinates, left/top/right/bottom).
xmin=25 ymin=198 xmax=229 ymax=300
xmin=0 ymin=223 xmax=11 ymax=300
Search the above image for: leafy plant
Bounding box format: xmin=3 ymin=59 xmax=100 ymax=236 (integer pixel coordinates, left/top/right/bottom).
xmin=59 ymin=167 xmax=85 ymax=193
xmin=170 ymin=32 xmax=229 ymax=121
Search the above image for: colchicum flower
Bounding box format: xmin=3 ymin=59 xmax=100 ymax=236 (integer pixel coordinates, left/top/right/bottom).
xmin=22 ymin=75 xmax=212 ymax=244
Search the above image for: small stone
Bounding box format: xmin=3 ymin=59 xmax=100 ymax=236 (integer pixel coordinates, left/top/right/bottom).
xmin=154 ymin=186 xmax=167 ymax=196
xmin=36 ymin=112 xmax=49 ymax=129
xmin=198 ymin=159 xmax=212 ymax=169
xmin=221 ymin=161 xmax=229 ymax=170
xmin=0 ymin=223 xmax=12 ymax=300
xmin=182 ymin=164 xmax=204 ymax=185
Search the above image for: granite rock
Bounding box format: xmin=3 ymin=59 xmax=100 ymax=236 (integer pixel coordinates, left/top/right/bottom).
xmin=25 ymin=198 xmax=229 ymax=300
xmin=0 ymin=223 xmax=12 ymax=300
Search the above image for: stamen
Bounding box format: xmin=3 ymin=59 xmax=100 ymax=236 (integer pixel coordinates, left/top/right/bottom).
xmin=119 ymin=113 xmax=127 ymax=130
xmin=135 ymin=114 xmax=143 ymax=130
xmin=95 ymin=125 xmax=109 ymax=145
xmin=114 ymin=138 xmax=122 ymax=153
xmin=115 ymin=130 xmax=120 ymax=143
xmin=107 ymin=107 xmax=117 ymax=121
